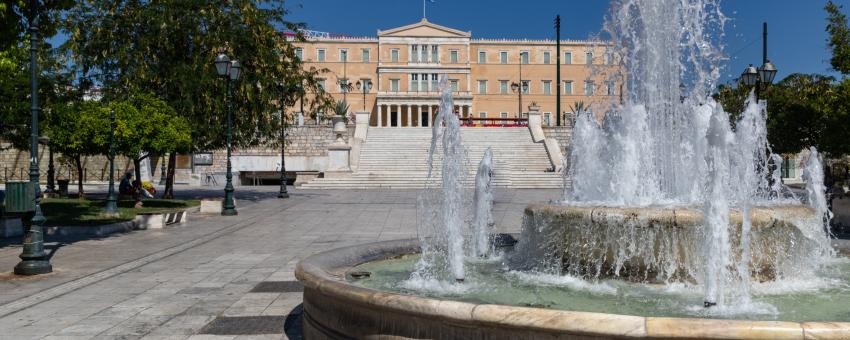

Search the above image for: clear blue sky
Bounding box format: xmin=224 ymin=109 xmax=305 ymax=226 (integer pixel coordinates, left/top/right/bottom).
xmin=286 ymin=0 xmax=850 ymax=83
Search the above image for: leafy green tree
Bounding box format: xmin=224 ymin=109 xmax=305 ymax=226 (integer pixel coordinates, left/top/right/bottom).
xmin=110 ymin=94 xmax=191 ymax=204
xmin=64 ymin=0 xmax=331 ymax=151
xmin=763 ymin=74 xmax=836 ymax=155
xmin=0 ymin=0 xmax=74 ymax=149
xmin=64 ymin=0 xmax=332 ymax=196
xmin=827 ymin=1 xmax=850 ymax=76
xmin=46 ymin=101 xmax=109 ymax=198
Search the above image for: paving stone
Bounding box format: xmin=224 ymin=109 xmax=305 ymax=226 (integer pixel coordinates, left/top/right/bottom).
xmin=0 ymin=187 xmax=556 ymax=338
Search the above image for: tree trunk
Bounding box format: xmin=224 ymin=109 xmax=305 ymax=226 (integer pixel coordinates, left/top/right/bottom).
xmin=164 ymin=152 xmax=176 ymax=199
xmin=134 ymin=158 xmax=143 ymax=207
xmin=75 ymin=156 xmax=85 ymax=199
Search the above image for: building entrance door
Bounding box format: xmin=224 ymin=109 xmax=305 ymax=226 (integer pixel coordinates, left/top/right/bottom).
xmin=391 ymin=110 xmax=398 ymax=127
xmin=421 ymin=112 xmax=429 ymax=127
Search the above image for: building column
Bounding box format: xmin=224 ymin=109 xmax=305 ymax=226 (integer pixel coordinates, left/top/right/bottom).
xmin=406 ymin=105 xmax=412 ymax=128
xmin=378 ymin=104 xmax=384 ymax=127
xmin=425 ymin=105 xmax=431 ymax=127
xmin=395 ymin=105 xmax=401 ymax=128
xmin=418 ymin=105 xmax=424 ymax=127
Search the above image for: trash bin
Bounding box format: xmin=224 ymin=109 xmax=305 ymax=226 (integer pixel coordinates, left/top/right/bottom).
xmin=57 ymin=179 xmax=69 ymax=198
xmin=4 ymin=181 xmax=36 ymax=214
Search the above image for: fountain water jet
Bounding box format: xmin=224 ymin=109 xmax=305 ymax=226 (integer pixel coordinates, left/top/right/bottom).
xmin=472 ymin=147 xmax=494 ymax=257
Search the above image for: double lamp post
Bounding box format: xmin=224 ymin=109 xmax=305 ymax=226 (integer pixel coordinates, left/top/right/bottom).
xmin=214 ymin=53 xmax=242 ymax=216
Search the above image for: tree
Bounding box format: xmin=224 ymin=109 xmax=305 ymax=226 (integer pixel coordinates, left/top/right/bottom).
xmin=111 ymin=94 xmax=191 ymax=205
xmin=64 ymin=1 xmax=332 ymax=197
xmin=763 ymin=74 xmax=836 ymax=155
xmin=827 ymin=1 xmax=850 ymax=76
xmin=0 ymin=0 xmax=74 ymax=149
xmin=45 ymin=101 xmax=109 ymax=198
xmin=64 ymin=0 xmax=332 ymax=151
xmin=714 ymin=74 xmax=849 ymax=158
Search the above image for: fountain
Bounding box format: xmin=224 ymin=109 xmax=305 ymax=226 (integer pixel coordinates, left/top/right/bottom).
xmin=295 ymin=0 xmax=850 ymax=338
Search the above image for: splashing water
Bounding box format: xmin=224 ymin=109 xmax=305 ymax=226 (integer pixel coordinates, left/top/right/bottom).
xmin=473 ymin=147 xmax=495 ymax=257
xmin=558 ymin=0 xmax=834 ymax=309
xmin=413 ymin=76 xmax=469 ymax=283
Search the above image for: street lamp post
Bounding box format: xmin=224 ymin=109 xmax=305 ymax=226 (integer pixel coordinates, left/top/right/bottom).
xmin=215 ymin=53 xmax=241 ymax=216
xmin=15 ymin=0 xmax=51 ymax=275
xmin=277 ymin=82 xmax=294 ymax=199
xmin=510 ymin=57 xmax=527 ymax=120
xmin=511 ymin=60 xmax=528 ymax=125
xmin=740 ymin=22 xmax=778 ymax=101
xmin=103 ymin=109 xmax=119 ymax=217
xmin=356 ymin=79 xmax=372 ymax=112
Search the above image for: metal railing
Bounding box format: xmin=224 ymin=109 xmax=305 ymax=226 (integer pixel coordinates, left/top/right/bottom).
xmin=461 ymin=117 xmax=528 ymax=127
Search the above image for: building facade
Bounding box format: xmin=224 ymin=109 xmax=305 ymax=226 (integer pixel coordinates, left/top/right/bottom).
xmin=292 ymin=19 xmax=616 ymax=127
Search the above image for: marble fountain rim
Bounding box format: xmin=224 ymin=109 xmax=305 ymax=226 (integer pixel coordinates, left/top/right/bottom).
xmin=295 ymin=237 xmax=850 ymax=340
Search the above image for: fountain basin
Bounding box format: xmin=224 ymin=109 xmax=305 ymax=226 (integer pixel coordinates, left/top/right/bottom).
xmin=517 ymin=204 xmax=828 ymax=283
xmin=295 ymin=238 xmax=850 ymax=340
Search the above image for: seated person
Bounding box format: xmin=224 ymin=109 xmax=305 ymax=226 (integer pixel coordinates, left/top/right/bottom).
xmin=118 ymin=171 xmax=134 ymax=196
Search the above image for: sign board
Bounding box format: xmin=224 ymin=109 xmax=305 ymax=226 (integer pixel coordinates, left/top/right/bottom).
xmin=193 ymin=152 xmax=214 ymax=166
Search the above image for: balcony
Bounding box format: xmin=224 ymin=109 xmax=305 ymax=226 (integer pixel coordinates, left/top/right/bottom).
xmin=378 ymin=91 xmax=472 ymax=99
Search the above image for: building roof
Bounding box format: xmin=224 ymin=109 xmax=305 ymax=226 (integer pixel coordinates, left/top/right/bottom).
xmin=378 ymin=18 xmax=471 ymax=38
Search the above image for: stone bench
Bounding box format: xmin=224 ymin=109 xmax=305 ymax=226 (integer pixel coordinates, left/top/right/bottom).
xmin=133 ymin=211 xmax=190 ymax=230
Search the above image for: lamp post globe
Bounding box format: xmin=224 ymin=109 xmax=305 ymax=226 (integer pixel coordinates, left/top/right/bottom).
xmin=229 ymin=60 xmax=241 ymax=80
xmin=759 ymin=60 xmax=777 ymax=85
xmin=215 ymin=53 xmax=231 ymax=77
xmin=741 ymin=64 xmax=759 ymax=87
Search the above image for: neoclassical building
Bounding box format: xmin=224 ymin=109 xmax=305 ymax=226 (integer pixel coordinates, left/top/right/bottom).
xmin=292 ymin=18 xmax=614 ymax=127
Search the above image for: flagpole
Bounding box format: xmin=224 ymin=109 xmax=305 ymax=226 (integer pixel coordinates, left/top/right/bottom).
xmin=423 ymin=0 xmax=426 ymax=19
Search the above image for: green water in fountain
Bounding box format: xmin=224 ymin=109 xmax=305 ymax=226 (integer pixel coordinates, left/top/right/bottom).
xmin=349 ymin=252 xmax=850 ymax=322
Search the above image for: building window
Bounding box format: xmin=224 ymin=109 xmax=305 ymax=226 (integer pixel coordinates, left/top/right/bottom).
xmin=411 ymin=45 xmax=418 ymax=62
xmin=605 ymin=52 xmax=613 ymax=65
xmin=478 ymin=80 xmax=487 ymax=94
xmin=564 ymin=51 xmax=572 ymax=64
xmin=543 ymin=51 xmax=550 ymax=64
xmin=542 ymin=80 xmax=551 ymax=95
xmin=499 ymin=80 xmax=508 ymax=94
xmin=478 ymin=51 xmax=486 ymax=63
xmin=607 ymin=81 xmax=615 ymax=96
xmin=585 ymin=80 xmax=594 ymax=95
xmin=544 ymin=113 xmax=551 ymax=126
xmin=362 ymin=49 xmax=370 ymax=62
xmin=500 ymin=112 xmax=508 ymax=119
xmin=340 ymin=49 xmax=348 ymax=62
xmin=450 ymin=79 xmax=459 ymax=92
xmin=520 ymin=51 xmax=529 ymax=64
xmin=421 ymin=44 xmax=428 ymax=63
xmin=431 ymin=45 xmax=438 ymax=63
xmin=586 ymin=52 xmax=593 ymax=65
xmin=431 ymin=74 xmax=438 ymax=91
xmin=391 ymin=49 xmax=399 ymax=62
xmin=421 ymin=73 xmax=428 ymax=91
xmin=564 ymin=80 xmax=573 ymax=94
xmin=390 ymin=79 xmax=399 ymax=92
xmin=500 ymin=51 xmax=508 ymax=64
xmin=317 ymin=79 xmax=326 ymax=90
xmin=411 ymin=74 xmax=419 ymax=92
xmin=479 ymin=112 xmax=487 ymax=118
xmin=521 ymin=80 xmax=530 ymax=94
xmin=317 ymin=49 xmax=326 ymax=62
xmin=295 ymin=48 xmax=303 ymax=60
xmin=450 ymin=50 xmax=458 ymax=63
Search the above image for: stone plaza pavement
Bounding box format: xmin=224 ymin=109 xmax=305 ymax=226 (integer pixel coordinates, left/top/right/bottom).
xmin=0 ymin=186 xmax=562 ymax=339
